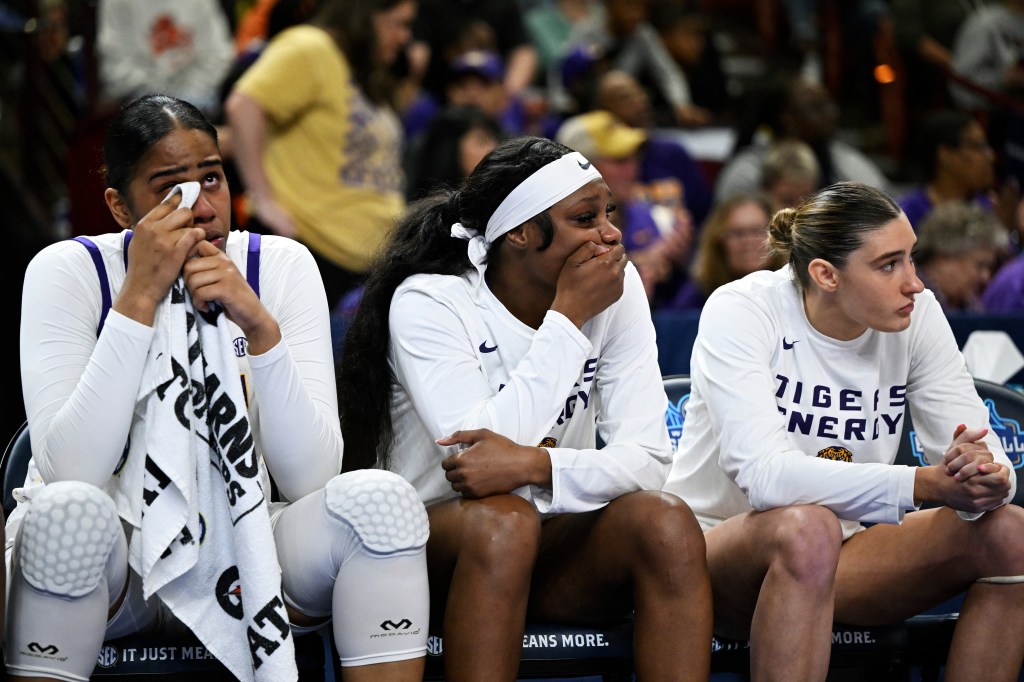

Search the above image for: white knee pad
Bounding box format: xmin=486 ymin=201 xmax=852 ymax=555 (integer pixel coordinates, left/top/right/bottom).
xmin=324 ymin=471 xmax=429 ymax=555
xmin=19 ymin=480 xmax=122 ymax=596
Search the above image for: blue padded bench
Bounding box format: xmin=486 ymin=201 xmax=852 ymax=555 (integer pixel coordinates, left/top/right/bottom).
xmin=419 ymin=621 xmax=908 ymax=680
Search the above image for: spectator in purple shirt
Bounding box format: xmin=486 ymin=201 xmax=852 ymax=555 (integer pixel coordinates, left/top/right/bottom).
xmin=898 ymin=109 xmax=1000 ymax=229
xmin=982 ymin=253 xmax=1024 ymax=312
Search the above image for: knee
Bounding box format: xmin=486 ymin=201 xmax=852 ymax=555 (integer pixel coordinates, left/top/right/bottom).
xmin=972 ymin=503 xmax=1024 ymax=571
xmin=608 ymin=491 xmax=707 ymax=567
xmin=768 ymin=505 xmax=842 ymax=586
xmin=458 ymin=494 xmax=541 ymax=570
xmin=325 ymin=470 xmax=429 ymax=554
xmin=19 ymin=481 xmax=121 ymax=597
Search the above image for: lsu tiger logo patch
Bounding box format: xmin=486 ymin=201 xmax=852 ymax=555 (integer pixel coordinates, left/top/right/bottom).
xmin=538 ymin=437 xmax=558 ymax=448
xmin=817 ymin=446 xmax=853 ymax=462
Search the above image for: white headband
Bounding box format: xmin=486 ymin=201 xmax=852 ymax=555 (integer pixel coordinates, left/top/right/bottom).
xmin=450 ymin=151 xmax=602 ymax=277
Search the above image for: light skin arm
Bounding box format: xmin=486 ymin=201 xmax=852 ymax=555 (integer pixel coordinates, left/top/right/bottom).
xmin=504 ymin=44 xmax=539 ymax=96
xmin=913 ymin=424 xmax=1012 ymax=513
xmin=918 ymin=35 xmax=952 ymax=70
xmin=223 ymin=91 xmax=297 ymax=238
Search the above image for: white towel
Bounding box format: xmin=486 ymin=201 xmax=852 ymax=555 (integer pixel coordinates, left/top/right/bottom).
xmin=110 ymin=183 xmax=297 ymax=681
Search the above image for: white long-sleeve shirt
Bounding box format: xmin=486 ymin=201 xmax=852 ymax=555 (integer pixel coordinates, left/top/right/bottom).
xmin=663 ymin=266 xmax=1015 ymax=539
xmin=16 ymin=231 xmax=342 ymax=530
xmin=387 ymin=263 xmax=672 ymax=514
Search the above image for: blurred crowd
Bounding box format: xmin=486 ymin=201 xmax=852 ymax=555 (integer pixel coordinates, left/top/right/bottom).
xmin=6 ymin=0 xmax=1024 ymax=319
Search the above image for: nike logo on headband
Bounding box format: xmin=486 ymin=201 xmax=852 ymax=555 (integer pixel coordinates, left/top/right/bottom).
xmin=577 ymin=159 xmax=592 ymax=170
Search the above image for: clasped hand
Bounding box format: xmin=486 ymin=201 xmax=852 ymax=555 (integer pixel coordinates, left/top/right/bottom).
xmin=938 ymin=424 xmax=1011 ymax=513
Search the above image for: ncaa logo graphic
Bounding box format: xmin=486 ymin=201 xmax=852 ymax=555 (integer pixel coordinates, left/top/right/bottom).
xmin=96 ymin=645 xmax=119 ymax=668
xmin=665 ymin=393 xmax=690 ymax=450
xmin=426 ymin=636 xmax=443 ymax=656
xmin=909 ymin=398 xmax=1024 ymax=468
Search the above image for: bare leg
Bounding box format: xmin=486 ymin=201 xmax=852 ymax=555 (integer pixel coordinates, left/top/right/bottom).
xmin=426 ymin=495 xmax=541 ymax=682
xmin=342 ymin=659 xmax=425 ymax=682
xmin=704 ymin=505 xmax=843 ymax=682
xmin=528 ymin=491 xmax=712 ymax=681
xmin=834 ymin=505 xmax=1024 ymax=682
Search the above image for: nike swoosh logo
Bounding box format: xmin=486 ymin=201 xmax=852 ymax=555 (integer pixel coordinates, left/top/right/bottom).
xmin=782 ymin=338 xmax=799 ymax=350
xmin=479 ymin=341 xmax=498 ymax=353
xmin=577 ymin=159 xmax=592 ymax=170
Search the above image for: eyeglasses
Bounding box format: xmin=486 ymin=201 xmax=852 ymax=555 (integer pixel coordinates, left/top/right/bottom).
xmin=725 ymin=226 xmax=767 ymax=240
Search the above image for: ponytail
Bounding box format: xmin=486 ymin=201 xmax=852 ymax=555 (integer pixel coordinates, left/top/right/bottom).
xmin=338 ymin=192 xmax=469 ymax=471
xmin=338 ymin=136 xmax=574 ymax=471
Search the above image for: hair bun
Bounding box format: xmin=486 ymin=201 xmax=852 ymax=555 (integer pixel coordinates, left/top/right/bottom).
xmin=767 ymin=207 xmax=797 ymax=247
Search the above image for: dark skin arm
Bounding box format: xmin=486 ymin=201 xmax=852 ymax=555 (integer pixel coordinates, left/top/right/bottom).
xmin=438 ymin=428 xmax=551 ymax=498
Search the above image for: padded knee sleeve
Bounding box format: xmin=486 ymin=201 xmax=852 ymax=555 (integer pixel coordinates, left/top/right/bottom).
xmin=6 ymin=482 xmax=126 ymax=681
xmin=324 ymin=470 xmax=429 ymax=555
xmin=276 ymin=472 xmax=429 ymax=628
xmin=19 ymin=481 xmax=122 ymax=597
xmin=333 ymin=545 xmax=429 ymax=667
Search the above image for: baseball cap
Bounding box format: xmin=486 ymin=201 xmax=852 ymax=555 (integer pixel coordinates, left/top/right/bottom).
xmin=451 ymin=50 xmax=504 ymax=82
xmin=555 ymin=110 xmax=647 ymax=160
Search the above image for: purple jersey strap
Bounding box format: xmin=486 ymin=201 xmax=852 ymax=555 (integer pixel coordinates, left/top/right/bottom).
xmin=72 ymin=236 xmax=111 ymax=335
xmin=72 ymin=231 xmax=260 ymax=336
xmin=247 ymin=232 xmax=261 ymax=297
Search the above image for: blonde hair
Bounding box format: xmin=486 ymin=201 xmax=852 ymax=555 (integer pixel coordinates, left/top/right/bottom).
xmin=761 ymin=139 xmax=819 ymax=189
xmin=692 ymin=192 xmax=780 ymax=295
